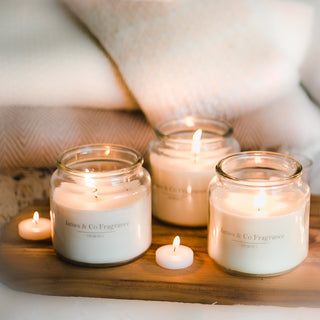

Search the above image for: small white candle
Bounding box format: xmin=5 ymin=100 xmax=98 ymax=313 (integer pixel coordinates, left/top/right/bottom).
xmin=18 ymin=211 xmax=51 ymax=241
xmin=156 ymin=236 xmax=194 ymax=269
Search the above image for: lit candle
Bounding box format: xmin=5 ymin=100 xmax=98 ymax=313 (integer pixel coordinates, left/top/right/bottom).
xmin=192 ymin=129 xmax=202 ymax=162
xmin=149 ymin=117 xmax=239 ymax=227
xmin=18 ymin=211 xmax=51 ymax=241
xmin=253 ymin=189 xmax=267 ymax=213
xmin=156 ymin=236 xmax=194 ymax=269
xmin=208 ymin=151 xmax=310 ymax=276
xmin=50 ymin=144 xmax=152 ymax=266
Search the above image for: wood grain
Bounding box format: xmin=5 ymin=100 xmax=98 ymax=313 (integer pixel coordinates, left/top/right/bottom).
xmin=0 ymin=198 xmax=320 ymax=307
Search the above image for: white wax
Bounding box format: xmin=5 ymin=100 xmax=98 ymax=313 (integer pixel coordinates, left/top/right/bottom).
xmin=150 ymin=149 xmax=232 ymax=226
xmin=18 ymin=216 xmax=51 ymax=241
xmin=156 ymin=240 xmax=194 ymax=270
xmin=208 ymin=190 xmax=310 ymax=275
xmin=51 ymin=182 xmax=151 ymax=264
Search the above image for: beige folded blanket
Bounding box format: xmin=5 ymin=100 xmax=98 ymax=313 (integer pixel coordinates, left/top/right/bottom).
xmin=64 ymin=0 xmax=320 ymax=151
xmin=0 ymin=0 xmax=136 ymax=110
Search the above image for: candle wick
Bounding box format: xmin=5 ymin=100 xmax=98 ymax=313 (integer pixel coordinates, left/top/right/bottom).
xmin=93 ymin=188 xmax=98 ymax=199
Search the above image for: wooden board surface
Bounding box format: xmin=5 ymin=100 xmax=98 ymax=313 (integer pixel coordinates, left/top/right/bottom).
xmin=0 ymin=197 xmax=320 ymax=307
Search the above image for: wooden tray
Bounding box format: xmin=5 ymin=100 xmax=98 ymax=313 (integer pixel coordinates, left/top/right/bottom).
xmin=0 ymin=197 xmax=320 ymax=307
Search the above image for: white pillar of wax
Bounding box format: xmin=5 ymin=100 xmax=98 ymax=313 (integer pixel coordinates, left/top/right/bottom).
xmin=51 ymin=182 xmax=151 ymax=265
xmin=208 ymin=190 xmax=310 ymax=275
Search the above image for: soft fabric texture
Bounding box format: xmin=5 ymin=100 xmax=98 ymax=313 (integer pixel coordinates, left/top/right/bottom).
xmin=230 ymin=86 xmax=320 ymax=151
xmin=300 ymin=0 xmax=320 ymax=105
xmin=64 ymin=0 xmax=313 ymax=125
xmin=0 ymin=107 xmax=155 ymax=169
xmin=62 ymin=0 xmax=320 ymax=192
xmin=0 ymin=0 xmax=155 ymax=170
xmin=0 ymin=0 xmax=136 ymax=110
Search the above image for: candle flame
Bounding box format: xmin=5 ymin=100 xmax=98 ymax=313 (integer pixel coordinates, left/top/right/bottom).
xmin=185 ymin=116 xmax=195 ymax=127
xmin=105 ymin=146 xmax=111 ymax=156
xmin=173 ymin=236 xmax=180 ymax=252
xmin=85 ymin=168 xmax=98 ymax=198
xmin=32 ymin=211 xmax=39 ymax=224
xmin=85 ymin=168 xmax=94 ymax=187
xmin=254 ymin=155 xmax=263 ymax=165
xmin=192 ymin=129 xmax=202 ymax=156
xmin=253 ymin=190 xmax=266 ymax=212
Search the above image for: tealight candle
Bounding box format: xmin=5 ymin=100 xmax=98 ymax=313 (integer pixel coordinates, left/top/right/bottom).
xmin=148 ymin=116 xmax=239 ymax=227
xmin=156 ymin=236 xmax=194 ymax=269
xmin=18 ymin=211 xmax=51 ymax=241
xmin=208 ymin=151 xmax=310 ymax=276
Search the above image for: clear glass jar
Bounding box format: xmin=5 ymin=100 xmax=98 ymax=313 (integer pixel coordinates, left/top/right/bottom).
xmin=208 ymin=151 xmax=310 ymax=276
xmin=50 ymin=144 xmax=152 ymax=266
xmin=147 ymin=116 xmax=240 ymax=227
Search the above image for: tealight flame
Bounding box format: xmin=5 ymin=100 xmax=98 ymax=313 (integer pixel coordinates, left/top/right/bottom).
xmin=173 ymin=236 xmax=180 ymax=252
xmin=192 ymin=129 xmax=202 ymax=163
xmin=253 ymin=190 xmax=266 ymax=212
xmin=32 ymin=211 xmax=39 ymax=224
xmin=254 ymin=155 xmax=263 ymax=165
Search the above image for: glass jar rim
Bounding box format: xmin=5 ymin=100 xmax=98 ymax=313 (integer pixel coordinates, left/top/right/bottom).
xmin=154 ymin=116 xmax=234 ymax=142
xmin=216 ymin=151 xmax=303 ymax=187
xmin=56 ymin=144 xmax=143 ymax=177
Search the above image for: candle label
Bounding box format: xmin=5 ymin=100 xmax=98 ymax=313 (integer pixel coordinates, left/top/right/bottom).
xmin=149 ymin=153 xmax=219 ymax=226
xmin=208 ymin=202 xmax=310 ymax=274
xmin=152 ymin=183 xmax=209 ymax=226
xmin=220 ymin=227 xmax=285 ymax=248
xmin=51 ymin=194 xmax=152 ymax=264
xmin=65 ymin=220 xmax=129 ymax=237
xmin=153 ymin=183 xmax=207 ymax=200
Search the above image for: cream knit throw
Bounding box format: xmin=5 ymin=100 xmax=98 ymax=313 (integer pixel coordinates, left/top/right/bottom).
xmin=64 ymin=0 xmax=320 ymax=152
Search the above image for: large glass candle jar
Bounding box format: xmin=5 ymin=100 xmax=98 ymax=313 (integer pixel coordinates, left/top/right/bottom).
xmin=148 ymin=116 xmax=240 ymax=227
xmin=208 ymin=151 xmax=310 ymax=276
xmin=50 ymin=144 xmax=152 ymax=266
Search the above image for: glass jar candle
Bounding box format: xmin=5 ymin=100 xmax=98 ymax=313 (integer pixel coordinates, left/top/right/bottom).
xmin=208 ymin=151 xmax=310 ymax=276
xmin=148 ymin=116 xmax=240 ymax=227
xmin=50 ymin=144 xmax=152 ymax=266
